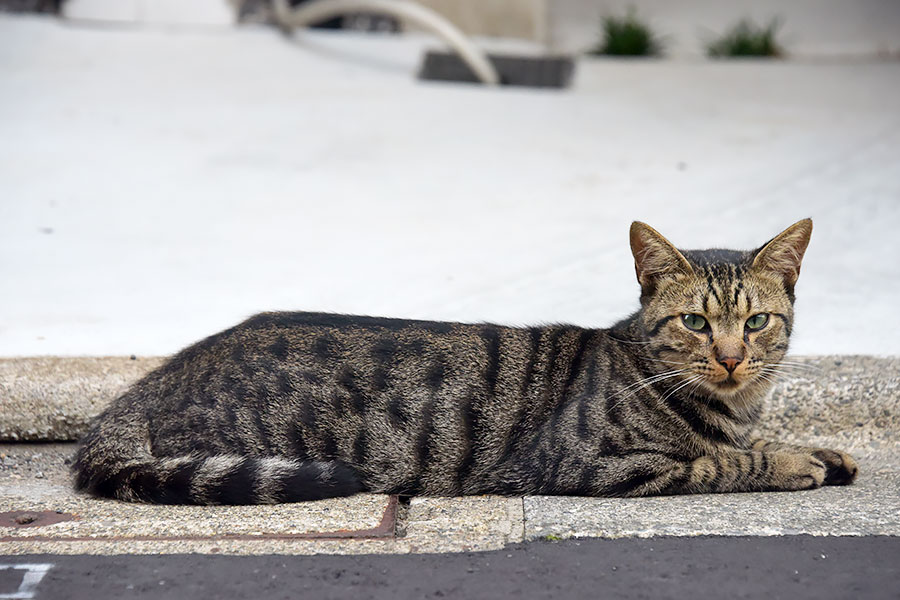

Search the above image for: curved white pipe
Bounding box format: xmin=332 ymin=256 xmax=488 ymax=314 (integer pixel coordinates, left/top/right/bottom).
xmin=272 ymin=0 xmax=500 ymax=85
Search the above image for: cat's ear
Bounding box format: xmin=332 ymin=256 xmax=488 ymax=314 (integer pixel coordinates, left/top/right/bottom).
xmin=630 ymin=222 xmax=694 ymax=291
xmin=750 ymin=218 xmax=813 ymax=289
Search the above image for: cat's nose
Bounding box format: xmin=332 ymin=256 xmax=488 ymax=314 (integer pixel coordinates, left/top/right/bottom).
xmin=718 ymin=356 xmax=742 ymax=372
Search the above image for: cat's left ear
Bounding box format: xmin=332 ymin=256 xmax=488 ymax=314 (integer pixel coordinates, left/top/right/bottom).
xmin=750 ymin=218 xmax=813 ymax=289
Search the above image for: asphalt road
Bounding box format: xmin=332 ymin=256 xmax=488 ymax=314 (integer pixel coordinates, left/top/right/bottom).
xmin=3 ymin=536 xmax=898 ymax=600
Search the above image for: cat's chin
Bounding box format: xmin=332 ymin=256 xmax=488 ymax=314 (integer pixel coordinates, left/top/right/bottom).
xmin=693 ymin=374 xmax=749 ymax=398
xmin=708 ymin=380 xmax=743 ymax=397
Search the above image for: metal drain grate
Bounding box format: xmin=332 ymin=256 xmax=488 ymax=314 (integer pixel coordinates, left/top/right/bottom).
xmin=419 ymin=51 xmax=575 ymax=88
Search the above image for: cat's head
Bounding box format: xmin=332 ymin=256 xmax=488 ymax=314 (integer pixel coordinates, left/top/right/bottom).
xmin=629 ymin=219 xmax=812 ymax=400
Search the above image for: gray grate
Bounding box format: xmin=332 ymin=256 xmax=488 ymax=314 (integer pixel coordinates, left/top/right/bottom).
xmin=419 ymin=51 xmax=575 ymax=89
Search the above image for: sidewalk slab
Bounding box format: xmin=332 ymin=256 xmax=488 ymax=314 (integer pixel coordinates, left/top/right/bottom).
xmin=524 ymin=450 xmax=900 ymax=540
xmin=403 ymin=496 xmax=524 ymax=553
xmin=0 ymin=441 xmax=399 ymax=554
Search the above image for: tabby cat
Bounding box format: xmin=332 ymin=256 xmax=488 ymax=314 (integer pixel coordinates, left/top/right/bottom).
xmin=73 ymin=219 xmax=858 ymax=505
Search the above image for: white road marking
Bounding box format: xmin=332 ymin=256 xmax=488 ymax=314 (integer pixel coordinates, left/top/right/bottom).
xmin=0 ymin=564 xmax=54 ymax=600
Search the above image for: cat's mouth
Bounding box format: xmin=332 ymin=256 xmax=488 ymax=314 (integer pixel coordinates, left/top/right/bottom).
xmin=707 ymin=372 xmax=745 ymax=394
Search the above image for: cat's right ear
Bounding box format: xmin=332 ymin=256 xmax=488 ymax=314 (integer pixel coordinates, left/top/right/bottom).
xmin=629 ymin=222 xmax=694 ymax=292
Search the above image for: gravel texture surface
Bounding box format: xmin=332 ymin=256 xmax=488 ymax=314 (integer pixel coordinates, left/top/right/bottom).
xmin=0 ymin=357 xmax=164 ymax=441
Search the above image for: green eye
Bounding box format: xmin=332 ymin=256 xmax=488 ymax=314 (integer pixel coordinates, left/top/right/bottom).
xmin=746 ymin=313 xmax=769 ymax=330
xmin=682 ymin=314 xmax=708 ymax=331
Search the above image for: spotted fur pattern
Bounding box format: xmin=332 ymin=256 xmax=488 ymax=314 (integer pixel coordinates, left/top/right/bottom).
xmin=73 ymin=219 xmax=858 ymax=504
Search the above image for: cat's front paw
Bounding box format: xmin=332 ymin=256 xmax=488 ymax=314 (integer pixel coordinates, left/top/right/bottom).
xmin=811 ymin=449 xmax=858 ymax=486
xmin=769 ymin=453 xmax=826 ymax=491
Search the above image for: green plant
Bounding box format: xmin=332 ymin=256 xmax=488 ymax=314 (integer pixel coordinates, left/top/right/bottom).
xmin=706 ymin=18 xmax=784 ymax=57
xmin=591 ymin=9 xmax=663 ymax=57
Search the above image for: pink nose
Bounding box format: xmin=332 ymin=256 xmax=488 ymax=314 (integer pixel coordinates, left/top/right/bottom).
xmin=718 ymin=356 xmax=741 ymax=372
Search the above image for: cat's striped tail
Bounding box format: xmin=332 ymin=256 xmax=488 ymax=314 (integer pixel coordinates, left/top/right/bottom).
xmin=72 ymin=411 xmax=363 ymax=505
xmin=73 ymin=453 xmax=364 ymax=505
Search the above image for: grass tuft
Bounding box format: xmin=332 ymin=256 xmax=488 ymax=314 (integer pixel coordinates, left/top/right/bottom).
xmin=591 ymin=9 xmax=663 ymax=57
xmin=706 ymin=18 xmax=784 ymax=58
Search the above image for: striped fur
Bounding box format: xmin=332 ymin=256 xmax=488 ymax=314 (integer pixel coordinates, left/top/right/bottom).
xmin=73 ymin=219 xmax=857 ymax=504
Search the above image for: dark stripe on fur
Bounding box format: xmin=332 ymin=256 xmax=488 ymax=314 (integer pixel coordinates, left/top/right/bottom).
xmin=337 ymin=365 xmax=367 ymax=414
xmin=502 ymin=328 xmax=544 ymax=457
xmin=771 ymin=312 xmax=792 ymax=335
xmin=647 ymin=316 xmax=675 ymax=338
xmin=664 ymin=395 xmax=732 ymax=444
xmin=455 ymin=392 xmax=481 ymax=490
xmin=412 ymin=397 xmax=438 ymax=494
xmin=562 ymin=330 xmax=593 ymax=398
xmin=481 ymin=326 xmax=502 ymax=396
xmin=216 ymin=458 xmax=258 ymax=504
xmin=276 ymin=461 xmax=364 ymax=502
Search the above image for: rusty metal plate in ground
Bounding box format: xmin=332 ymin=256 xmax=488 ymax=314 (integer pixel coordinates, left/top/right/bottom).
xmin=0 ymin=511 xmax=78 ymax=528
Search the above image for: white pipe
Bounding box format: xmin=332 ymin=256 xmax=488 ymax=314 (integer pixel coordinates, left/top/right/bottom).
xmin=272 ymin=0 xmax=500 ymax=85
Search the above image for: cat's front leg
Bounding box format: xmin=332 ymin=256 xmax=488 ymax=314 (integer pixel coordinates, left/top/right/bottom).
xmin=677 ymin=449 xmax=828 ymax=493
xmin=589 ymin=449 xmax=828 ymax=496
xmin=750 ymin=439 xmax=858 ymax=486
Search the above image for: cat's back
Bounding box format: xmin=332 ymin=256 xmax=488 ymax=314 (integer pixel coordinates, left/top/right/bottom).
xmin=121 ymin=311 xmax=600 ymax=494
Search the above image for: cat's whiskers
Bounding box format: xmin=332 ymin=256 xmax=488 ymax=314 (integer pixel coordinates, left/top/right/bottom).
xmin=659 ymin=375 xmax=705 ymax=405
xmin=760 ymin=365 xmax=809 ymax=380
xmin=754 ymin=372 xmax=784 ymax=387
xmin=755 ymin=368 xmax=797 ymax=387
xmin=614 ymin=368 xmax=689 ymax=393
xmin=640 ymin=357 xmax=692 ymax=367
xmin=772 ymin=361 xmax=821 ymax=373
xmin=605 ymin=369 xmax=692 ymax=409
xmin=609 ymin=336 xmax=653 ymax=346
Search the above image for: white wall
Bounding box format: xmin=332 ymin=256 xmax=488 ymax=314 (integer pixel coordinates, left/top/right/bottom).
xmin=63 ymin=0 xmax=234 ymax=25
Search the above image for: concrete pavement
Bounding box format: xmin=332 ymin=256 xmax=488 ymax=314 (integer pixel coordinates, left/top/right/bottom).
xmin=1 ymin=16 xmax=900 ymax=357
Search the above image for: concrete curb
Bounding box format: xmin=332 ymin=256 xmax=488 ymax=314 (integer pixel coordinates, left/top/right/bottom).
xmin=1 ymin=355 xmax=896 ymax=444
xmin=0 ymin=357 xmax=165 ymax=442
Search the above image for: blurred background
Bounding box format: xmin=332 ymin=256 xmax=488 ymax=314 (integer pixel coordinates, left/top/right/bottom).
xmin=1 ymin=0 xmax=899 ymax=357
